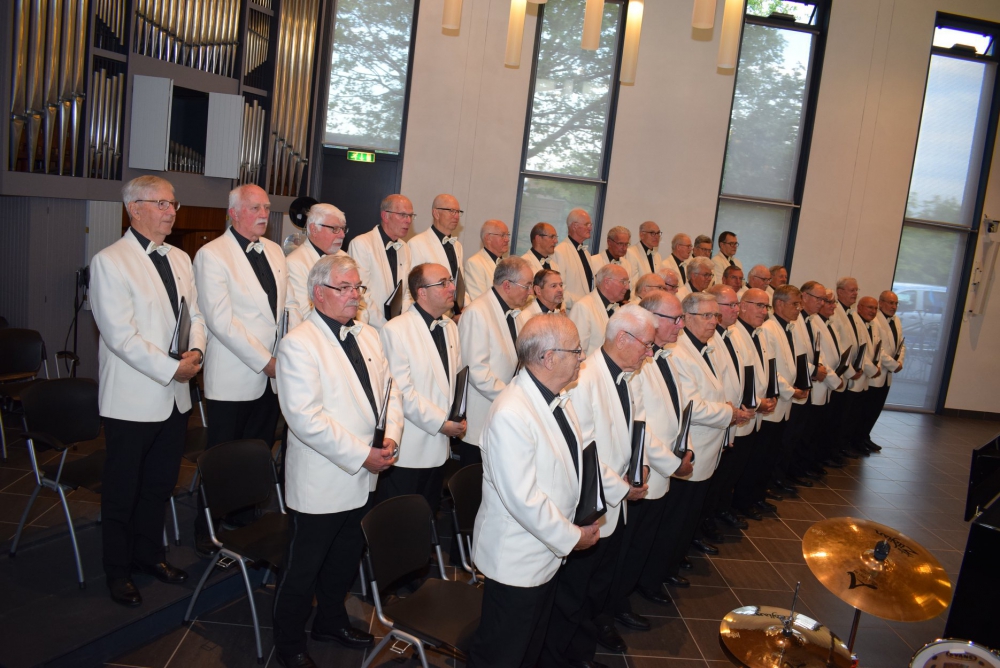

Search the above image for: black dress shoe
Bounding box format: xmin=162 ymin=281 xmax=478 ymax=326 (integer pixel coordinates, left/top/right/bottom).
xmin=638 ymin=586 xmax=673 ymax=606
xmin=740 ymin=506 xmax=763 ymax=521
xmin=786 ymin=475 xmax=814 ymax=488
xmin=754 ymin=500 xmax=777 ymax=513
xmin=839 ymin=448 xmax=860 ymax=460
xmin=811 ymin=466 xmax=829 ymax=476
xmin=691 ymin=539 xmax=719 ymax=555
xmin=865 ymin=439 xmax=883 ymax=452
xmin=108 ymin=577 xmax=142 ymax=607
xmin=195 ymin=535 xmax=219 ymax=559
xmin=717 ymin=510 xmax=748 ymax=530
xmin=664 ymin=574 xmax=690 ymax=588
xmin=700 ymin=520 xmax=724 ymax=542
xmin=133 ymin=561 xmax=189 ymax=584
xmin=823 ymin=457 xmax=846 ymax=469
xmin=595 ymin=623 xmax=627 ymax=652
xmin=615 ymin=611 xmax=650 ymax=631
xmin=679 ymin=556 xmax=694 ymax=570
xmin=276 ymin=652 xmax=318 ymax=668
xmin=772 ymin=480 xmax=796 ymax=494
xmin=764 ymin=489 xmax=785 ymax=501
xmin=803 ymin=469 xmax=824 ymax=481
xmin=568 ymin=661 xmax=609 ymax=668
xmin=311 ymin=626 xmax=374 ymax=648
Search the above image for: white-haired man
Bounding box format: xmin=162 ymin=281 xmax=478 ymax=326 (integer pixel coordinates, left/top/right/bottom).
xmin=273 ymin=254 xmax=402 ymax=667
xmin=632 ymin=273 xmax=667 ymax=303
xmin=657 ymin=267 xmax=682 ymax=295
xmin=348 ymin=194 xmax=414 ymax=330
xmin=409 ymin=194 xmax=466 ymax=306
xmin=286 ymin=202 xmax=348 ymax=328
xmin=829 ymin=277 xmax=866 ymax=458
xmin=470 ymin=314 xmax=599 ymax=668
xmin=865 ymin=290 xmax=906 ymax=448
xmin=660 ymin=233 xmax=692 ymax=285
xmin=625 ymin=221 xmax=663 ymax=281
xmin=542 ymin=306 xmax=652 ymax=666
xmin=737 ymin=265 xmax=774 ymax=302
xmin=677 ymin=256 xmax=715 ymax=300
xmin=552 ymin=208 xmax=596 ymax=307
xmin=570 ymin=263 xmax=631 ymax=356
xmin=591 ymin=226 xmax=638 ymax=291
xmin=91 ymin=176 xmax=206 ymax=606
xmin=464 ymin=219 xmax=510 ymax=302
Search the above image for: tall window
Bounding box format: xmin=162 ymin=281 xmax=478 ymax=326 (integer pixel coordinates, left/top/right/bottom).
xmin=325 ymin=0 xmax=417 ymax=153
xmin=512 ymin=0 xmax=625 ymax=254
xmin=889 ymin=16 xmax=999 ymax=411
xmin=713 ymin=0 xmax=827 ymax=269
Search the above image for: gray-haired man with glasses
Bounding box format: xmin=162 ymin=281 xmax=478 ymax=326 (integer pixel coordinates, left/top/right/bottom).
xmin=409 ymin=194 xmax=467 ymax=306
xmin=286 ymin=202 xmax=349 ymax=328
xmin=465 ymin=219 xmax=511 ymax=302
xmin=348 ymin=193 xmax=414 ymax=330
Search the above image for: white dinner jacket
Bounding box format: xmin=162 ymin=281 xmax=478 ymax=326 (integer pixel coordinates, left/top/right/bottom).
xmin=759 ymin=316 xmax=804 ymax=421
xmin=801 ymin=314 xmax=842 ymax=405
xmin=380 ymin=307 xmax=462 ymax=469
xmin=458 ymin=290 xmax=520 ymax=446
xmin=522 ymin=249 xmax=561 ymax=275
xmin=631 ymin=350 xmax=685 ymax=500
xmin=553 ymin=238 xmax=594 ymax=307
xmin=570 ymin=289 xmax=612 ymax=356
xmin=348 ymin=226 xmax=412 ymax=331
xmin=90 ymin=231 xmax=207 ymax=421
xmin=590 ymin=250 xmax=637 ymax=290
xmin=194 ymin=228 xmax=290 ymax=401
xmin=464 ymin=248 xmax=501 ymax=303
xmin=568 ymin=350 xmax=640 ymax=537
xmin=729 ymin=321 xmax=769 ymax=436
xmin=711 ymin=326 xmax=745 ymax=445
xmin=626 ymin=244 xmax=662 ymax=286
xmin=277 ymin=311 xmax=403 ymax=514
xmin=830 ymin=303 xmax=860 ymax=377
xmin=849 ymin=313 xmax=881 ymax=392
xmin=473 ymin=371 xmax=583 ymax=587
xmin=670 ymin=332 xmax=733 ymax=481
xmin=873 ymin=311 xmax=905 ymax=387
xmin=712 ymin=253 xmax=742 ymax=285
xmin=285 ymin=242 xmax=350 ymax=329
xmin=409 ymin=226 xmax=465 ymax=278
xmin=659 ymin=254 xmax=689 ymax=284
xmin=516 ymin=300 xmax=565 ymax=328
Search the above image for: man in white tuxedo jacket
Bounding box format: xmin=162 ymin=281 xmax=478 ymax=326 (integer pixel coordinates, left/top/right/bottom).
xmin=286 ymin=203 xmax=348 ymax=329
xmin=722 ymin=265 xmax=745 ymax=293
xmin=91 ymin=176 xmax=206 ymax=606
xmin=542 ymin=306 xmax=652 ymax=666
xmin=273 ymin=254 xmax=403 ymax=666
xmin=848 ymin=296 xmax=885 ymax=455
xmin=658 ymin=267 xmax=682 ymax=296
xmin=522 ymin=222 xmax=562 ymax=274
xmin=625 ymin=221 xmax=664 ymax=284
xmin=552 ymin=209 xmax=596 ymax=307
xmin=456 ymin=256 xmax=533 ymax=465
xmin=570 ymin=263 xmax=630 ymax=356
xmin=464 ymin=219 xmax=510 ymax=302
xmin=678 ymin=256 xmax=716 ymax=301
xmin=800 ymin=284 xmax=848 ymax=470
xmin=590 ymin=226 xmax=637 ymax=292
xmin=864 ymin=290 xmax=906 ymax=447
xmin=712 ymin=231 xmax=743 ymax=285
xmin=829 ymin=277 xmax=868 ymax=457
xmin=632 ymin=273 xmax=668 ymax=304
xmin=378 ymin=263 xmax=466 ymax=510
xmin=348 ymin=194 xmax=414 ymax=330
xmin=517 ymin=269 xmax=566 ymax=326
xmin=736 ymin=265 xmax=773 ymax=302
xmin=408 ymin=194 xmax=467 ymax=307
xmin=815 ymin=288 xmax=851 ymax=468
xmin=470 ymin=315 xmax=599 ymax=668
xmin=659 ymin=232 xmax=692 ymax=286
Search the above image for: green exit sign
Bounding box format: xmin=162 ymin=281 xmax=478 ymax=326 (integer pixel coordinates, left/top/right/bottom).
xmin=347 ymin=150 xmax=375 ymax=163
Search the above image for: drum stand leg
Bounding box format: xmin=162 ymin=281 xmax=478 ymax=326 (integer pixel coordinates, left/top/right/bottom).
xmin=847 ymin=608 xmax=862 ymax=651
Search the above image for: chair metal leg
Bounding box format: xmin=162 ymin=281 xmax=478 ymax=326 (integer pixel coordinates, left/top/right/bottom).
xmin=359 ymin=560 xmax=367 ymax=598
xmin=57 ymin=486 xmax=85 ymax=588
xmin=237 ymin=557 xmax=264 ymax=662
xmin=163 ymin=526 xmax=169 ymax=549
xmin=434 ymin=543 xmax=447 ymax=580
xmin=185 ymin=551 xmax=222 ymax=622
xmin=360 ymin=633 xmax=395 ymax=668
xmin=188 ymin=469 xmax=200 ymax=494
xmin=169 ymin=496 xmax=181 ymax=545
xmin=0 ymin=411 xmax=7 ymax=461
xmin=413 ymin=638 xmax=430 ymax=668
xmin=9 ymin=484 xmax=42 ymax=556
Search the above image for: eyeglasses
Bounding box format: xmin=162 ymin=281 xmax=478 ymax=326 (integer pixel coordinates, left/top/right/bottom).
xmin=744 ymin=301 xmax=772 ymax=312
xmin=608 ymin=239 xmax=630 ymax=246
xmin=547 ymin=347 xmax=583 ymax=357
xmin=434 ymin=207 xmax=464 ymax=216
xmin=750 ymin=276 xmax=772 ymax=284
xmin=420 ymin=278 xmax=455 ymax=289
xmin=642 ymin=230 xmax=662 ymax=237
xmin=695 ymin=246 xmax=713 ymax=252
xmin=387 ymin=211 xmax=417 ymax=220
xmin=487 ymin=232 xmax=511 ymax=239
xmin=624 ymin=331 xmax=655 ymax=350
xmin=136 ymin=199 xmax=181 ymax=211
xmin=653 ymin=312 xmax=685 ymax=325
xmin=675 ymin=243 xmax=692 ymax=249
xmin=717 ymin=301 xmax=739 ymax=308
xmin=721 ymin=240 xmax=740 ymax=248
xmin=323 ymin=283 xmax=367 ymax=295
xmin=317 ymin=224 xmax=348 ymax=234
xmin=537 ymin=233 xmax=558 ymax=239
xmin=689 ymin=311 xmax=722 ymax=321
xmin=663 ymin=282 xmax=679 ymax=290
xmin=507 ymin=280 xmax=531 ymax=290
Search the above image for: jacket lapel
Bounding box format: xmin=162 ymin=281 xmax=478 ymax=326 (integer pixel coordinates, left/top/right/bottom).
xmin=126 ymin=233 xmax=176 ymax=327
xmin=225 ymin=231 xmax=275 ymax=323
xmin=311 ymin=312 xmax=376 ymax=427
xmin=518 ymin=373 xmax=581 ymax=493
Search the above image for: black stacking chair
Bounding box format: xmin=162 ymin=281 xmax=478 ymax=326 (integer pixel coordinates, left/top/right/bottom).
xmin=9 ymin=379 xmax=105 ymax=588
xmin=360 ymin=495 xmax=482 ymax=668
xmin=184 ymin=439 xmax=288 ymax=663
xmin=448 ymin=464 xmax=483 ymax=583
xmin=0 ymin=328 xmax=50 ymax=460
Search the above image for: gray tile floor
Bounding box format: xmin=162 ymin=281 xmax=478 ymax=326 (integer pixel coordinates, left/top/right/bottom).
xmin=4 ymin=411 xmax=997 ymax=668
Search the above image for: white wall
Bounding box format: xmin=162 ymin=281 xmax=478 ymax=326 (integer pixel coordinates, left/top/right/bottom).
xmin=400 ymin=0 xmax=1000 ymax=411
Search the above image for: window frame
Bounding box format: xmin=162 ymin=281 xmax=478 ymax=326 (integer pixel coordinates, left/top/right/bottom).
xmin=510 ymin=0 xmax=630 ymax=255
xmin=711 ymin=1 xmax=831 ymax=271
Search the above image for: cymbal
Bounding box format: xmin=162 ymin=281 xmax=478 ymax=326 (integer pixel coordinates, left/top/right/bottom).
xmin=720 ymin=605 xmax=852 ymax=668
xmin=802 ymin=517 xmax=951 ymax=622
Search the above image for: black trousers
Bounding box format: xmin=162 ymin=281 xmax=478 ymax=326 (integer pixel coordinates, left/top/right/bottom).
xmin=734 ymin=419 xmax=785 ymax=511
xmin=540 ymin=512 xmax=625 ymax=666
xmin=606 ymin=494 xmax=667 ymax=615
xmin=452 ymin=440 xmax=483 ymax=467
xmin=707 ymin=431 xmax=758 ymax=517
xmin=782 ymin=402 xmax=823 ymax=478
xmin=837 ymin=390 xmax=863 ymax=451
xmin=861 ymin=383 xmax=891 ymax=441
xmin=638 ymin=477 xmax=709 ymax=590
xmin=198 ymin=385 xmax=280 ymax=537
xmin=272 ymin=501 xmax=370 ymax=656
xmin=375 ymin=464 xmax=445 ymax=515
xmin=469 ymin=574 xmax=559 ymax=668
xmin=822 ymin=391 xmax=849 ymax=460
xmin=101 ymin=405 xmax=189 ymax=579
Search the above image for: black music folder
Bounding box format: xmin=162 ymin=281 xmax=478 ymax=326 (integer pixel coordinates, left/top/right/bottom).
xmin=872 ymin=339 xmax=883 ymax=366
xmin=672 ymin=401 xmax=694 ymax=463
xmin=449 ymin=366 xmax=470 ymax=422
xmin=853 ymin=342 xmax=867 ymax=370
xmin=794 ymin=353 xmax=813 ymax=391
xmin=741 ymin=364 xmax=757 ymax=410
xmin=454 ymin=269 xmax=467 ymax=314
xmin=574 ymin=442 xmax=607 ymax=526
xmin=834 ymin=348 xmax=852 ymax=377
xmin=384 ymin=280 xmax=403 ymax=322
xmin=372 ymin=379 xmax=395 ymax=456
xmin=169 ymin=297 xmax=191 ymax=360
xmin=894 ymin=337 xmax=906 ymax=361
xmin=765 ymin=358 xmax=779 ymax=399
xmin=272 ymin=308 xmax=289 ymax=356
xmin=627 ymin=421 xmax=646 ymax=487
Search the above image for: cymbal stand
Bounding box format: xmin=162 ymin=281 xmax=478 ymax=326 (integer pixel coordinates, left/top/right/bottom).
xmin=847 ymin=539 xmax=890 ymax=651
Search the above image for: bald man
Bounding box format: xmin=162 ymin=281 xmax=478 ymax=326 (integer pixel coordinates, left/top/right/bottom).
xmin=625 ymin=221 xmax=664 ymax=282
xmin=737 ymin=265 xmax=772 ymax=301
xmin=465 ymin=220 xmax=510 ymax=302
xmin=409 ymin=194 xmax=467 ymax=303
xmin=863 ymin=291 xmax=906 ymax=449
xmin=570 ymin=263 xmax=631 ymax=356
xmin=552 ymin=208 xmax=596 ymax=308
xmin=591 ymin=226 xmax=638 ymax=292
xmin=348 ymin=194 xmax=414 ymax=330
xmin=660 ymin=233 xmax=692 ymax=285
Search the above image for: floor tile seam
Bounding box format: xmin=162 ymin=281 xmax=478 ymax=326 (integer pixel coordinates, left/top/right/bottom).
xmin=159 ymin=622 xmax=191 ymax=668
xmin=194 ymin=618 xmax=275 ymax=629
xmin=677 ymin=614 xmax=710 ymax=663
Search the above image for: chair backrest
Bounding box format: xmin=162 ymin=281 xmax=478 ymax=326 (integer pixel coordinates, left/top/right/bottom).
xmin=198 ymin=439 xmax=275 ymax=519
xmin=361 ymin=495 xmax=434 ymax=592
xmin=0 ymin=328 xmax=45 ymax=377
xmin=20 ymin=379 xmax=101 ymax=446
xmin=448 ymin=464 xmax=483 ymax=534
